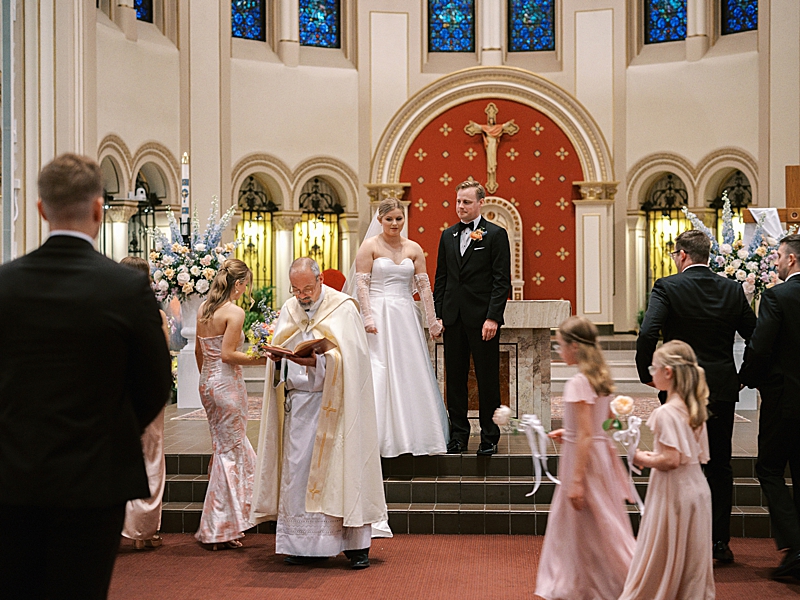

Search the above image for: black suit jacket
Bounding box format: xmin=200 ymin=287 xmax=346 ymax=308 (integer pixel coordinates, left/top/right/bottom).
xmin=0 ymin=236 xmax=172 ymax=508
xmin=433 ymin=217 xmax=511 ymax=328
xmin=636 ymin=265 xmax=757 ymax=403
xmin=739 ymin=275 xmax=800 ymax=418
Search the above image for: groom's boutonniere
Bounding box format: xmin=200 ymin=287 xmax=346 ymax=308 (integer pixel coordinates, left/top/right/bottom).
xmin=470 ymin=227 xmax=487 ymax=241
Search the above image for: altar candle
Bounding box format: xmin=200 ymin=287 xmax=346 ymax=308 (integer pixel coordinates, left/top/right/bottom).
xmin=180 ymin=152 xmax=190 ymax=239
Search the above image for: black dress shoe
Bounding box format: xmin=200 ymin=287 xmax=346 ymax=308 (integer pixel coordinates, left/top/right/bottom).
xmin=476 ymin=442 xmax=498 ymax=456
xmin=773 ymin=548 xmax=800 ymax=579
xmin=344 ymin=548 xmax=370 ymax=569
xmin=284 ymin=555 xmax=329 ymax=565
xmin=446 ymin=440 xmax=467 ymax=454
xmin=712 ymin=541 xmax=734 ymax=564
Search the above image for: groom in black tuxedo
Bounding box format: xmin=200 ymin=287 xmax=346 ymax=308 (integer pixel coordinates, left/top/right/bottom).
xmin=0 ymin=154 xmax=172 ymax=599
xmin=636 ymin=229 xmax=756 ymax=564
xmin=434 ymin=181 xmax=511 ymax=456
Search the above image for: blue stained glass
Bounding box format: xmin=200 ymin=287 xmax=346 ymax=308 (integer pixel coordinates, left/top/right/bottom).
xmin=429 ymin=0 xmax=475 ymax=53
xmin=721 ymin=0 xmax=757 ymax=35
xmin=644 ymin=0 xmax=687 ymax=44
xmin=134 ymin=0 xmax=153 ymax=23
xmin=232 ymin=0 xmax=266 ymax=41
xmin=299 ymin=0 xmax=341 ymax=49
xmin=508 ymin=1 xmax=555 ymax=52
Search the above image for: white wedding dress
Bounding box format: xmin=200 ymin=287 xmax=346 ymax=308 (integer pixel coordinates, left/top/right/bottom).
xmin=366 ymin=257 xmax=449 ymax=457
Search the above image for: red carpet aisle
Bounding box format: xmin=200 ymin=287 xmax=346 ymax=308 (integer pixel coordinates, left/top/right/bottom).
xmin=110 ymin=534 xmax=800 ymax=600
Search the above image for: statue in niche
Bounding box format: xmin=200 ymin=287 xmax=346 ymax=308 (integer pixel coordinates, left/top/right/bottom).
xmin=464 ymin=103 xmax=519 ymax=194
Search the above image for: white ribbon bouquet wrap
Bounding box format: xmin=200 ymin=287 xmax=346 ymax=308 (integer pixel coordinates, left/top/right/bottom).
xmin=607 ymin=396 xmax=645 ymax=515
xmin=493 ymin=406 xmax=560 ymax=497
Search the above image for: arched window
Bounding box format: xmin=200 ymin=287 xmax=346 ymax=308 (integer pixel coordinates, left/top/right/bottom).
xmin=721 ymin=0 xmax=757 ymax=35
xmin=299 ymin=0 xmax=341 ymax=48
xmin=295 ymin=178 xmax=343 ymax=271
xmin=134 ymin=0 xmax=153 ymax=23
xmin=508 ymin=0 xmax=555 ymax=52
xmin=232 ymin=0 xmax=266 ymax=41
xmin=236 ymin=175 xmax=278 ymax=291
xmin=709 ymin=170 xmax=752 ymax=242
xmin=644 ymin=0 xmax=687 ymax=44
xmin=642 ymin=173 xmax=690 ymax=289
xmin=429 ymin=0 xmax=475 ymax=53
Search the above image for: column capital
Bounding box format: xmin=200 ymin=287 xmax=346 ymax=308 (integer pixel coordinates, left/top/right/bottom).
xmin=272 ymin=210 xmax=303 ymax=231
xmin=364 ymin=182 xmax=411 ymax=204
xmin=573 ymin=181 xmax=619 ymax=202
xmin=105 ymin=200 xmax=140 ymax=223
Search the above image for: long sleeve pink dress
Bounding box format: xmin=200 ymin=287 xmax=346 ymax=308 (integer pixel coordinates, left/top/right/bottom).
xmin=534 ymin=373 xmax=635 ymax=600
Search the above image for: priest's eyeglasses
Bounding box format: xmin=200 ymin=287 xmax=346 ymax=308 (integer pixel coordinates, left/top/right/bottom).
xmin=289 ymin=283 xmax=317 ymax=297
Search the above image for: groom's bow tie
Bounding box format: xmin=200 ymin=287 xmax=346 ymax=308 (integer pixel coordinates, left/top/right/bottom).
xmin=457 ymin=221 xmax=475 ymax=232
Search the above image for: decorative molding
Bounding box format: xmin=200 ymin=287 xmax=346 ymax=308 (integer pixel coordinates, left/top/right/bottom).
xmin=370 ymin=66 xmax=613 ymax=186
xmin=271 ymin=210 xmax=303 ymax=231
xmin=230 ymin=153 xmax=294 ymax=211
xmin=483 ymin=196 xmax=525 ymax=300
xmin=364 ymin=183 xmax=411 ymax=202
xmin=130 ymin=141 xmax=181 ymax=205
xmin=574 ymin=181 xmax=619 ymax=202
xmin=97 ymin=134 xmax=134 ymax=191
xmin=105 ymin=200 xmax=140 ymax=223
xmin=627 ymin=148 xmax=758 ymax=212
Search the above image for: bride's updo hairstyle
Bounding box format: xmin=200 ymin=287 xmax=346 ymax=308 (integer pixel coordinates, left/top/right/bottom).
xmin=558 ymin=316 xmax=615 ymax=396
xmin=653 ymin=340 xmax=709 ymax=430
xmin=199 ymin=258 xmax=251 ymax=323
xmin=376 ymin=197 xmax=403 ymax=221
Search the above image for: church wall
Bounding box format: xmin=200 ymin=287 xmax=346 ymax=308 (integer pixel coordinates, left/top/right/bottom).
xmin=95 ymin=16 xmax=181 ymax=180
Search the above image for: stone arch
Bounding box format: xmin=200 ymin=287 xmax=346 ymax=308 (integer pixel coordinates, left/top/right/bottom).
xmin=695 ymin=148 xmax=758 ymax=208
xmin=292 ymin=157 xmax=359 ymax=213
xmin=626 ymin=153 xmax=697 ymax=212
xmin=230 ymin=153 xmax=292 ymax=211
xmin=483 ymin=196 xmax=524 ymax=300
xmin=130 ymin=142 xmax=180 ymax=206
xmin=370 ymin=66 xmax=613 ymax=185
xmin=97 ymin=134 xmax=133 ymax=193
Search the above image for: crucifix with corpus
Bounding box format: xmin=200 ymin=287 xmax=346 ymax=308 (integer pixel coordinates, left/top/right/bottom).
xmin=464 ymin=102 xmax=519 ymax=194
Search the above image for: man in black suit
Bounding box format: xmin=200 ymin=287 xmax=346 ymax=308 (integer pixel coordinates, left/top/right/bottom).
xmin=636 ymin=229 xmax=756 ymax=563
xmin=434 ymin=180 xmax=511 ymax=456
xmin=740 ymin=233 xmax=800 ymax=578
xmin=0 ymin=154 xmax=172 ymax=599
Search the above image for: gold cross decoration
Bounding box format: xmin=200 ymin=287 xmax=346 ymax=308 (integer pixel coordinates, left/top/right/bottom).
xmin=464 ymin=103 xmax=519 ymax=194
xmin=308 ymin=484 xmax=321 ymax=498
xmin=321 ymin=401 xmax=338 ymax=417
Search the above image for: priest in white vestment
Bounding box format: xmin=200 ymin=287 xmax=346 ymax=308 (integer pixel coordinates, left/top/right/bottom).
xmin=251 ymin=258 xmax=387 ymax=569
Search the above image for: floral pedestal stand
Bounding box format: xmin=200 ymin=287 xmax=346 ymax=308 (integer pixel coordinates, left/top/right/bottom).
xmin=177 ymin=295 xmax=203 ymax=409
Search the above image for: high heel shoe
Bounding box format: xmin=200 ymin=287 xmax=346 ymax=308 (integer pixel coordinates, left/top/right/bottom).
xmin=133 ymin=534 xmax=163 ymax=550
xmin=210 ymin=540 xmax=243 ymax=551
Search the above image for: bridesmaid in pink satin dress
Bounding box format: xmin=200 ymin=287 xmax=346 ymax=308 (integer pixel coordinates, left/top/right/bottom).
xmin=195 ymin=259 xmax=267 ymax=549
xmin=535 ymin=317 xmax=635 ymax=600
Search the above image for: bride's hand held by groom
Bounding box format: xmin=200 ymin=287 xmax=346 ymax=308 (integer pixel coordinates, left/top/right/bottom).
xmin=430 ymin=318 xmax=444 ymax=340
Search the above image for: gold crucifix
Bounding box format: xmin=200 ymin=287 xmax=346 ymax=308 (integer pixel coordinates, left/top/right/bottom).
xmin=464 ymin=103 xmax=519 ymax=194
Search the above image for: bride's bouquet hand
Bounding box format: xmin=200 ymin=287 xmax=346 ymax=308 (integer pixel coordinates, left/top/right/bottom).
xmin=365 ymin=324 xmax=378 ymax=334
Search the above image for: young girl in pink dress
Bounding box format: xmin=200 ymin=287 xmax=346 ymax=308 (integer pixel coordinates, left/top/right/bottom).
xmin=619 ymin=340 xmax=714 ymax=600
xmin=535 ymin=316 xmax=635 ymax=600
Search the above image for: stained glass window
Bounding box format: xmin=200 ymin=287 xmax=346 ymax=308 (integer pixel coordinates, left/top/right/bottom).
xmin=721 ymin=0 xmax=757 ymax=35
xmin=508 ymin=1 xmax=555 ymax=52
xmin=134 ymin=0 xmax=153 ymax=23
xmin=299 ymin=0 xmax=341 ymax=49
xmin=429 ymin=0 xmax=475 ymax=53
xmin=232 ymin=1 xmax=266 ymax=41
xmin=644 ymin=0 xmax=686 ymax=44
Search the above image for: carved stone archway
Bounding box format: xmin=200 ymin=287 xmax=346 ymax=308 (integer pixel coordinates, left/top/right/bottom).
xmin=483 ymin=196 xmax=524 ymax=300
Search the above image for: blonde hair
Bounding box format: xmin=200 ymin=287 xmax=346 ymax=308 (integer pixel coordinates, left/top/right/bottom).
xmin=654 ymin=340 xmax=709 ymax=430
xmin=455 ymin=180 xmax=486 ymax=201
xmin=558 ymin=316 xmax=615 ymax=396
xmin=199 ymin=258 xmax=251 ymax=323
xmin=376 ymin=197 xmax=403 ymax=220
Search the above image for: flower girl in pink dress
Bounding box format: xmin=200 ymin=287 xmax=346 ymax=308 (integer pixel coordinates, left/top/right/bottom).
xmin=619 ymin=340 xmax=714 ymax=600
xmin=535 ymin=316 xmax=635 ymax=600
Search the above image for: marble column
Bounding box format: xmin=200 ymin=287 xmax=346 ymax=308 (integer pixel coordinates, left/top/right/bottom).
xmin=573 ymin=181 xmax=618 ymax=328
xmin=625 ymin=211 xmax=648 ymax=332
xmin=480 ymin=0 xmax=503 ymax=66
xmin=101 ymin=199 xmax=140 ymax=260
xmin=339 ymin=212 xmax=361 ymax=279
xmin=272 ymin=211 xmax=302 ymax=306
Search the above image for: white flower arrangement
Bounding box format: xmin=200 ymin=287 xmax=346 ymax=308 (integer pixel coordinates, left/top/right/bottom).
xmin=149 ymin=197 xmax=238 ymax=302
xmin=682 ymin=193 xmax=796 ymax=301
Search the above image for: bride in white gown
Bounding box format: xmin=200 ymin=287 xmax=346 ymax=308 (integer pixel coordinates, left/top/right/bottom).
xmin=352 ymin=197 xmax=450 ymax=457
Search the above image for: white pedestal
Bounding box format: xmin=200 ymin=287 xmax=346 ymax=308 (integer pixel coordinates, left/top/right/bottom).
xmin=177 ymin=296 xmax=203 ymax=409
xmin=733 ymin=334 xmax=758 ymax=411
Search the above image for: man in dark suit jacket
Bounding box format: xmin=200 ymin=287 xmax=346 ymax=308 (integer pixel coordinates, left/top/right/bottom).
xmin=740 ymin=233 xmax=800 ymax=578
xmin=434 ymin=180 xmax=511 ymax=456
xmin=636 ymin=229 xmax=756 ymax=564
xmin=0 ymin=154 xmax=172 ymax=599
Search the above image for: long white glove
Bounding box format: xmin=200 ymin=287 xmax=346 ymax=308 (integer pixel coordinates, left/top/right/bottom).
xmin=355 ymin=272 xmax=376 ymax=332
xmin=414 ymin=273 xmax=443 ymax=337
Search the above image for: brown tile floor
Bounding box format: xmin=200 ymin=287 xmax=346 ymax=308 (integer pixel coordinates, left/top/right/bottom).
xmin=163 ymin=403 xmax=759 ymax=457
